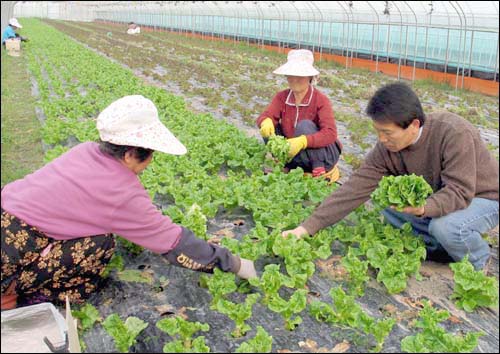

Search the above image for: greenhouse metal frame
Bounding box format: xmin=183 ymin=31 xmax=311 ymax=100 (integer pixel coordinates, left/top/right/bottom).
xmin=7 ymin=1 xmax=500 ymax=87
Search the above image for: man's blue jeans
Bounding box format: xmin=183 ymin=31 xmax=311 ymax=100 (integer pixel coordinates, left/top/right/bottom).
xmin=381 ymin=198 xmax=499 ymax=270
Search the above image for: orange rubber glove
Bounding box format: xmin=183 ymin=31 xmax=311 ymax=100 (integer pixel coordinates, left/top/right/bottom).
xmin=259 ymin=118 xmax=275 ymax=138
xmin=287 ymin=135 xmax=308 ymax=158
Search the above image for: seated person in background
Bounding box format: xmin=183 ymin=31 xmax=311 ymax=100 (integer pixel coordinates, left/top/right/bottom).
xmin=2 ymin=18 xmax=28 ymax=46
xmin=126 ymin=22 xmax=141 ymax=35
xmin=257 ymin=49 xmax=342 ymax=183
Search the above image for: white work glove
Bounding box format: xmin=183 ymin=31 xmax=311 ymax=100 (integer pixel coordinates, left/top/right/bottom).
xmin=236 ymin=258 xmax=257 ymax=279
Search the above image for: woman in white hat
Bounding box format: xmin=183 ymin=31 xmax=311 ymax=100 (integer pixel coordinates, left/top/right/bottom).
xmin=2 ymin=18 xmax=28 ymax=46
xmin=1 ymin=95 xmax=256 ymax=310
xmin=257 ymin=49 xmax=342 ymax=182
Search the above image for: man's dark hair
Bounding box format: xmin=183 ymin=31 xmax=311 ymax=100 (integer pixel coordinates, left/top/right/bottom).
xmin=99 ymin=140 xmax=153 ymax=162
xmin=366 ymin=82 xmax=425 ymax=129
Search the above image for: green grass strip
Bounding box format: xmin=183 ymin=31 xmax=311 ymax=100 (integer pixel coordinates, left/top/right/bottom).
xmin=1 ymin=49 xmax=44 ymax=186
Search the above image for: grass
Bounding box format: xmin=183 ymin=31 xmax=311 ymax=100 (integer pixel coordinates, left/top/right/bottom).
xmin=412 ymin=77 xmax=455 ymax=92
xmin=1 ymin=48 xmax=44 ymax=187
xmin=342 ymin=153 xmax=363 ymax=170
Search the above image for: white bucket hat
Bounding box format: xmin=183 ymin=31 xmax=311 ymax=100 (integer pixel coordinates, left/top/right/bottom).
xmin=273 ymin=49 xmax=319 ymax=77
xmin=9 ymin=18 xmax=22 ymax=28
xmin=97 ymin=95 xmax=187 ymax=155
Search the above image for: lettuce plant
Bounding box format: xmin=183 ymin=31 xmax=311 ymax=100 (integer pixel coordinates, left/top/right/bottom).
xmin=199 ymin=268 xmax=237 ymax=310
xmin=182 ymin=203 xmax=208 ymax=239
xmin=268 ymin=289 xmax=308 ymax=330
xmin=156 ymin=316 xmax=210 ymax=353
xmin=401 ymin=300 xmax=483 ymax=353
xmin=235 ymin=326 xmax=273 ymax=353
xmin=248 ymin=264 xmax=295 ymax=304
xmin=102 ymin=314 xmax=148 ymax=353
xmin=371 ymin=174 xmax=433 ymax=211
xmin=215 ymin=293 xmax=260 ymax=337
xmin=72 ymin=303 xmax=102 ymax=332
xmin=449 ymin=255 xmax=499 ymax=312
xmin=309 ymin=287 xmax=395 ymax=352
xmin=267 ymin=135 xmax=290 ymax=165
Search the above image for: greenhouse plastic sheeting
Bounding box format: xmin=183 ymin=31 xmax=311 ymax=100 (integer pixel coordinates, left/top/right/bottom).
xmin=13 ymin=1 xmax=500 ymax=74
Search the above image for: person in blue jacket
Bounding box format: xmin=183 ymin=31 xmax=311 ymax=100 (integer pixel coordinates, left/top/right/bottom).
xmin=2 ymin=18 xmax=28 ymax=46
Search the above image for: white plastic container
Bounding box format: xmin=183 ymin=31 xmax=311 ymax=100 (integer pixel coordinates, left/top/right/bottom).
xmin=1 ymin=302 xmax=67 ymax=353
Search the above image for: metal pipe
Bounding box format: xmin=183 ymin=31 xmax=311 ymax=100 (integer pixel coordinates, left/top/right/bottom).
xmin=454 ymin=1 xmax=467 ymax=88
xmin=403 ymin=14 xmax=410 ymax=66
xmin=371 ymin=23 xmax=376 ymax=60
xmin=345 ymin=1 xmax=355 ymax=66
xmin=493 ymin=1 xmax=499 ymax=83
xmin=449 ymin=1 xmax=463 ymax=90
xmin=212 ymin=2 xmax=221 ymax=40
xmin=423 ymin=5 xmax=431 ymax=70
xmin=233 ymin=5 xmax=239 ymax=44
xmin=306 ymin=7 xmax=313 ymax=53
xmin=240 ymin=2 xmax=251 ymax=46
xmin=222 ymin=15 xmax=226 ymax=41
xmin=468 ymin=29 xmax=475 ymax=78
xmin=304 ymin=2 xmax=317 ymax=55
xmin=463 ymin=1 xmax=475 ymax=77
xmin=494 ymin=38 xmax=499 ymax=83
xmin=391 ymin=1 xmax=403 ymax=80
xmin=339 ymin=1 xmax=351 ymax=67
xmin=335 ymin=1 xmax=349 ymax=65
xmin=310 ymin=1 xmax=324 ymax=61
xmin=365 ymin=1 xmax=380 ymax=74
xmin=328 ymin=17 xmax=333 ymax=55
xmin=355 ymin=22 xmax=359 ymax=59
xmin=191 ymin=5 xmax=195 ymax=38
xmin=287 ymin=5 xmax=292 ymax=49
xmin=385 ymin=6 xmax=391 ymax=64
xmin=403 ymin=1 xmax=417 ymax=81
xmin=256 ymin=1 xmax=265 ymax=49
xmin=441 ymin=2 xmax=452 ymax=75
xmin=253 ymin=1 xmax=264 ymax=49
xmin=290 ymin=1 xmax=301 ymax=48
xmin=271 ymin=2 xmax=283 ymax=52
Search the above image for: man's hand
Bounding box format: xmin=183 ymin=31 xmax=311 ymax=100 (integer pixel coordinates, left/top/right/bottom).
xmin=287 ymin=135 xmax=307 ymax=158
xmin=236 ymin=258 xmax=257 ymax=279
xmin=391 ymin=205 xmax=425 ymax=217
xmin=282 ymin=226 xmax=310 ymax=239
xmin=259 ymin=118 xmax=275 ymax=138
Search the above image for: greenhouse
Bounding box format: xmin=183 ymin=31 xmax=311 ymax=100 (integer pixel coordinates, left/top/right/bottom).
xmin=1 ymin=1 xmax=498 ymax=353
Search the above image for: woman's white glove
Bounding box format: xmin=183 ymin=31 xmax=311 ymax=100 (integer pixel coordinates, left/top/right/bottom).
xmin=236 ymin=258 xmax=257 ymax=279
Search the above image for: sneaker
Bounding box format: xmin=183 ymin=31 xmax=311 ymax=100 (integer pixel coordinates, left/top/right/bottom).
xmin=323 ymin=165 xmax=340 ymax=184
xmin=425 ymin=249 xmax=454 ymax=264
